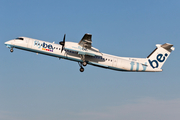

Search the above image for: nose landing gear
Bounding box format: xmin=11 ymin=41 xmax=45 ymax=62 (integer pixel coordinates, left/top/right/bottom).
xmin=10 ymin=48 xmax=14 ymax=53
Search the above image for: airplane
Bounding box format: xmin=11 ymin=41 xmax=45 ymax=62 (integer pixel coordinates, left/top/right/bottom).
xmin=4 ymin=33 xmax=175 ymax=72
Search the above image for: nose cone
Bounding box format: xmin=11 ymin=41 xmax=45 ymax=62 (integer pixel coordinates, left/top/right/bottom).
xmin=4 ymin=41 xmax=10 ymax=45
xmin=4 ymin=40 xmax=11 ymax=45
xmin=4 ymin=40 xmax=13 ymax=48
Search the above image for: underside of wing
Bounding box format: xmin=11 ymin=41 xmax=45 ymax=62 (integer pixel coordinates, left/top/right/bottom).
xmin=78 ymin=33 xmax=92 ymax=49
xmin=65 ymin=47 xmax=102 ymax=57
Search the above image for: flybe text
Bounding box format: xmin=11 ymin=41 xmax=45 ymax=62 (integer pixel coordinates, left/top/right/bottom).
xmin=148 ymin=53 xmax=168 ymax=68
xmin=34 ymin=41 xmax=53 ymax=52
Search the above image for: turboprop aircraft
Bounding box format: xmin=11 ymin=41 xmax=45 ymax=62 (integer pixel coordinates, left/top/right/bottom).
xmin=4 ymin=33 xmax=175 ymax=72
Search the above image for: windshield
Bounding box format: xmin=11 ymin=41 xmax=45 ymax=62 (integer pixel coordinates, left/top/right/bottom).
xmin=15 ymin=37 xmax=24 ymax=40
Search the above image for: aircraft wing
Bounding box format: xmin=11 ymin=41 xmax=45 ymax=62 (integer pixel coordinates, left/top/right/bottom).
xmin=78 ymin=33 xmax=92 ymax=49
xmin=66 ymin=33 xmax=102 ymax=57
xmin=65 ymin=47 xmax=102 ymax=57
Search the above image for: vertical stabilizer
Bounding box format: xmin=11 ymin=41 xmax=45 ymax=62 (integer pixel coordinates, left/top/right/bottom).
xmin=147 ymin=43 xmax=174 ymax=69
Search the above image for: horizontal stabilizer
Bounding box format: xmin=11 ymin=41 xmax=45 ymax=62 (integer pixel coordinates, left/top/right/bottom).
xmin=161 ymin=43 xmax=175 ymax=51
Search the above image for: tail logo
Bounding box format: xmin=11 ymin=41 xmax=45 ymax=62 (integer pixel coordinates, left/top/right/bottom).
xmin=148 ymin=53 xmax=168 ymax=68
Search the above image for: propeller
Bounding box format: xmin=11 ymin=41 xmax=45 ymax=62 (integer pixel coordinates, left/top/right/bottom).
xmin=59 ymin=34 xmax=66 ymax=53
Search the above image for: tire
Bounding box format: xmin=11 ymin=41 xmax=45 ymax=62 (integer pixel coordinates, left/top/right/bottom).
xmin=80 ymin=67 xmax=84 ymax=72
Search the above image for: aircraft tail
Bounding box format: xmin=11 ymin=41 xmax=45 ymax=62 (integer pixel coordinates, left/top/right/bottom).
xmin=147 ymin=43 xmax=175 ymax=69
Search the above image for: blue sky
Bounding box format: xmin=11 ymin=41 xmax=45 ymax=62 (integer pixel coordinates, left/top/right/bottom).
xmin=0 ymin=0 xmax=180 ymax=120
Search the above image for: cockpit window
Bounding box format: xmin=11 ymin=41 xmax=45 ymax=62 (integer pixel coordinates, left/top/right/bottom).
xmin=15 ymin=37 xmax=24 ymax=40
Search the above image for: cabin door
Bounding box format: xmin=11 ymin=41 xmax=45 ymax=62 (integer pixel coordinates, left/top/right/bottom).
xmin=27 ymin=39 xmax=32 ymax=48
xmin=112 ymin=58 xmax=118 ymax=67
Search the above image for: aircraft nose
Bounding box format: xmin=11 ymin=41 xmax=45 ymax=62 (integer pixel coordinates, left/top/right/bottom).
xmin=4 ymin=41 xmax=11 ymax=45
xmin=4 ymin=41 xmax=8 ymax=44
xmin=4 ymin=40 xmax=13 ymax=48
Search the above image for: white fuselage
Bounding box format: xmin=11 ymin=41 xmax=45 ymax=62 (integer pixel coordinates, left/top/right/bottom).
xmin=4 ymin=37 xmax=162 ymax=72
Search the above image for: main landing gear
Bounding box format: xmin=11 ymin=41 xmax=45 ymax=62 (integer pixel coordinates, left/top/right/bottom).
xmin=78 ymin=54 xmax=88 ymax=72
xmin=80 ymin=67 xmax=84 ymax=72
xmin=78 ymin=61 xmax=87 ymax=72
xmin=10 ymin=48 xmax=13 ymax=53
xmin=82 ymin=61 xmax=87 ymax=66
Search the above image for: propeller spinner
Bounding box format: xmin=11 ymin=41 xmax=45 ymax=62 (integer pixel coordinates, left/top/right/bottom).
xmin=59 ymin=34 xmax=66 ymax=53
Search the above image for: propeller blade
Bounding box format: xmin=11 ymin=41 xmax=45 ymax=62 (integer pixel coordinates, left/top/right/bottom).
xmin=59 ymin=34 xmax=66 ymax=53
xmin=63 ymin=34 xmax=66 ymax=43
xmin=61 ymin=46 xmax=64 ymax=53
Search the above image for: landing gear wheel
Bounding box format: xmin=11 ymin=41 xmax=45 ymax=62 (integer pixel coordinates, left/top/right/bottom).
xmin=82 ymin=61 xmax=87 ymax=66
xmin=80 ymin=67 xmax=84 ymax=72
xmin=10 ymin=48 xmax=13 ymax=53
xmin=78 ymin=62 xmax=85 ymax=72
